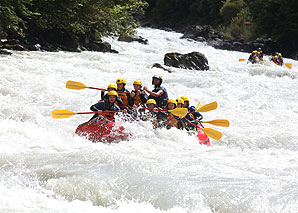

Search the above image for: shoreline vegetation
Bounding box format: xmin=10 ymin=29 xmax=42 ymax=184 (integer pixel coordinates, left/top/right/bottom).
xmin=1 ymin=0 xmax=297 ymax=60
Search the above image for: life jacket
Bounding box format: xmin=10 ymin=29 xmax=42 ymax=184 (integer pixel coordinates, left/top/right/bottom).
xmin=148 ymin=86 xmax=169 ymax=108
xmin=117 ymin=88 xmax=131 ymax=109
xmin=278 ymin=56 xmax=283 ymax=65
xmin=101 ymin=100 xmax=120 ymax=121
xmin=132 ymin=89 xmax=147 ymax=107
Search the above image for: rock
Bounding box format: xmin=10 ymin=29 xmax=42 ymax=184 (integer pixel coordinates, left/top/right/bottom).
xmin=3 ymin=44 xmax=27 ymax=51
xmin=152 ymin=63 xmax=173 ymax=73
xmin=164 ymin=52 xmax=209 ymax=71
xmin=0 ymin=49 xmax=12 ymax=55
xmin=118 ymin=35 xmax=148 ymax=45
xmin=180 ymin=25 xmax=224 ymax=41
xmin=88 ymin=41 xmax=118 ymax=53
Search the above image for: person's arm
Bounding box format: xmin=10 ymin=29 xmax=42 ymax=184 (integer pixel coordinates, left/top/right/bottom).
xmin=143 ymin=87 xmax=164 ymax=97
xmin=101 ymin=91 xmax=105 ymax=99
xmin=90 ymin=101 xmax=104 ymax=112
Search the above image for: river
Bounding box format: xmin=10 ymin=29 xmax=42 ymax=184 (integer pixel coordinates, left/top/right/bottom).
xmin=1 ymin=27 xmax=298 ymax=212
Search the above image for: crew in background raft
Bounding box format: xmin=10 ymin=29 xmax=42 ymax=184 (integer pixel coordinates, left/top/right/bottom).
xmin=248 ymin=50 xmax=258 ymax=64
xmin=257 ymin=48 xmax=263 ymax=61
xmin=130 ymin=80 xmax=148 ymax=108
xmin=143 ymin=75 xmax=169 ymax=109
xmin=89 ymin=91 xmax=121 ymax=121
xmin=116 ymin=78 xmax=133 ymax=110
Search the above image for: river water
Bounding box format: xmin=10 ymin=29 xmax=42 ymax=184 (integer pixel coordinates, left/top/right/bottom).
xmin=1 ymin=28 xmax=298 ymax=212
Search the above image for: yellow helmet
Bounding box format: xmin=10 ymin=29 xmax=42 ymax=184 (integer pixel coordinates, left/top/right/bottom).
xmin=168 ymin=99 xmax=177 ymax=105
xmin=108 ymin=91 xmax=118 ymax=97
xmin=116 ymin=78 xmax=126 ymax=85
xmin=146 ymin=99 xmax=156 ymax=105
xmin=278 ymin=53 xmax=282 ymax=57
xmin=257 ymin=52 xmax=260 ymax=54
xmin=274 ymin=55 xmax=278 ymax=58
xmin=133 ymin=80 xmax=142 ymax=86
xmin=176 ymin=98 xmax=184 ymax=105
xmin=107 ymin=84 xmax=117 ymax=90
xmin=252 ymin=50 xmax=257 ymax=53
xmin=181 ymin=96 xmax=189 ymax=102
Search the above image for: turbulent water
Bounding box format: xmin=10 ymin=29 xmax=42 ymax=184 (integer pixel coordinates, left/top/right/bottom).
xmin=1 ymin=28 xmax=298 ymax=212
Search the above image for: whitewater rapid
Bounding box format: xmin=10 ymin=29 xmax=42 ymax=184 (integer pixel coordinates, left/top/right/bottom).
xmin=1 ymin=28 xmax=298 ymax=212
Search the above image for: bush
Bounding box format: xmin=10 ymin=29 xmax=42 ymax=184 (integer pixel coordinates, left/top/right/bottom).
xmin=220 ymin=0 xmax=246 ymax=24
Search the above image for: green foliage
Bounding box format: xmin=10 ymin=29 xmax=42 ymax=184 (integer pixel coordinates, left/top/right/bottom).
xmin=220 ymin=0 xmax=246 ymax=24
xmin=189 ymin=0 xmax=223 ymax=25
xmin=225 ymin=7 xmax=252 ymax=40
xmin=247 ymin=0 xmax=298 ymax=47
xmin=0 ymin=0 xmax=33 ymax=38
xmin=0 ymin=0 xmax=147 ymax=40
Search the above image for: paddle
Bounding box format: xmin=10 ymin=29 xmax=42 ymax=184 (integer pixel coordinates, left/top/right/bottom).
xmin=196 ymin=101 xmax=201 ymax=111
xmin=52 ymin=107 xmax=188 ymax=119
xmin=66 ymin=80 xmax=106 ymax=91
xmin=142 ymin=107 xmax=188 ymax=117
xmin=200 ymin=127 xmax=222 ymax=140
xmin=238 ymin=58 xmax=246 ymax=62
xmin=66 ymin=80 xmax=130 ymax=93
xmin=186 ymin=120 xmax=222 ymax=140
xmin=52 ymin=109 xmax=121 ymax=119
xmin=196 ymin=101 xmax=217 ymax=112
xmin=202 ymin=119 xmax=230 ymax=127
xmin=285 ymin=63 xmax=292 ymax=69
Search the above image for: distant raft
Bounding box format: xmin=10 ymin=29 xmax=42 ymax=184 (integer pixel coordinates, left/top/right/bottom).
xmin=75 ymin=117 xmax=129 ymax=143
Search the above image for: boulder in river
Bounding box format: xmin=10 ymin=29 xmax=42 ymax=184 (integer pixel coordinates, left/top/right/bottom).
xmin=164 ymin=51 xmax=209 ymax=71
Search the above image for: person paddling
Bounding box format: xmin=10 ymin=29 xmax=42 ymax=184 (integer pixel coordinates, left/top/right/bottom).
xmin=257 ymin=48 xmax=263 ymax=61
xmin=116 ymin=78 xmax=133 ymax=110
xmin=181 ymin=96 xmax=203 ymax=121
xmin=248 ymin=50 xmax=258 ymax=64
xmin=143 ymin=75 xmax=169 ymax=109
xmin=141 ymin=99 xmax=167 ymax=128
xmin=131 ymin=80 xmax=148 ymax=108
xmin=100 ymin=84 xmax=124 ymax=107
xmin=89 ymin=91 xmax=121 ymax=121
xmin=277 ymin=53 xmax=284 ymax=66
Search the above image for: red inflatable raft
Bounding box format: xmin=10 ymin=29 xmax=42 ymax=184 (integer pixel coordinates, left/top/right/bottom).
xmin=196 ymin=122 xmax=210 ymax=146
xmin=75 ymin=117 xmax=209 ymax=145
xmin=75 ymin=117 xmax=129 ymax=142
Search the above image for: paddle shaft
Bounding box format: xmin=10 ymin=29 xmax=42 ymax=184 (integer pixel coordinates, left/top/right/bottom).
xmin=88 ymin=87 xmax=130 ymax=94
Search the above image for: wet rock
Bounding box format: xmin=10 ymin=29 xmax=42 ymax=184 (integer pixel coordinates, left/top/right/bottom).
xmin=164 ymin=52 xmax=209 ymax=71
xmin=3 ymin=44 xmax=27 ymax=51
xmin=180 ymin=25 xmax=224 ymax=41
xmin=88 ymin=41 xmax=118 ymax=53
xmin=118 ymin=35 xmax=148 ymax=45
xmin=152 ymin=63 xmax=173 ymax=73
xmin=0 ymin=49 xmax=12 ymax=55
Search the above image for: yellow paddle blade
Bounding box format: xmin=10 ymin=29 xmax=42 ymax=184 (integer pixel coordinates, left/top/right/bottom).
xmin=197 ymin=101 xmax=217 ymax=112
xmin=200 ymin=128 xmax=222 ymax=140
xmin=238 ymin=58 xmax=246 ymax=62
xmin=285 ymin=63 xmax=292 ymax=69
xmin=202 ymin=119 xmax=230 ymax=127
xmin=52 ymin=109 xmax=77 ymax=119
xmin=169 ymin=108 xmax=188 ymax=117
xmin=196 ymin=101 xmax=201 ymax=111
xmin=66 ymin=80 xmax=88 ymax=90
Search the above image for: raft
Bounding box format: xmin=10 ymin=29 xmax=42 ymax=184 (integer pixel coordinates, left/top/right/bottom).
xmin=75 ymin=116 xmax=129 ymax=142
xmin=196 ymin=122 xmax=210 ymax=146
